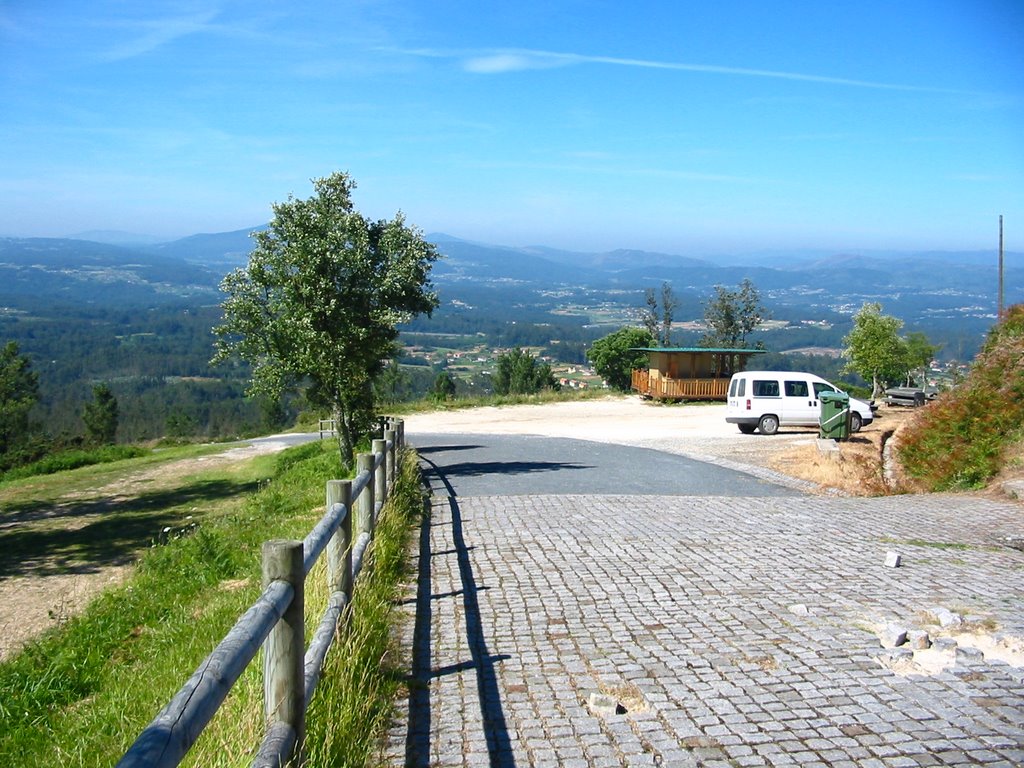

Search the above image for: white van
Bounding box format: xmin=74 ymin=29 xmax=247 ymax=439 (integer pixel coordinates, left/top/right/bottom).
xmin=725 ymin=371 xmax=874 ymax=435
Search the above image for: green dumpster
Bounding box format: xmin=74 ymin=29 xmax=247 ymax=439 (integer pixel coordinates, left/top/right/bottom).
xmin=819 ymin=391 xmax=851 ymax=440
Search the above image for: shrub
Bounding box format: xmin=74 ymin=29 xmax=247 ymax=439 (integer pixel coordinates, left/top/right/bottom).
xmin=897 ymin=305 xmax=1024 ymax=490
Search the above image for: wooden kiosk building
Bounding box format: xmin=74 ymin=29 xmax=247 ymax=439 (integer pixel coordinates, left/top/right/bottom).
xmin=630 ymin=347 xmax=766 ymax=401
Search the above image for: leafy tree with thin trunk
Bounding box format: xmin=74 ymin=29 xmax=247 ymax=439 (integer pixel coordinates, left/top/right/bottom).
xmin=843 ymin=302 xmax=906 ymax=399
xmin=0 ymin=341 xmax=39 ymax=458
xmin=642 ymin=282 xmax=677 ymax=346
xmin=660 ymin=282 xmax=677 ymax=346
xmin=587 ymin=326 xmax=655 ymax=391
xmin=903 ymin=331 xmax=940 ymax=387
xmin=213 ymin=172 xmax=439 ymax=465
xmin=643 ymin=287 xmax=659 ymax=341
xmin=701 ymin=279 xmax=766 ymax=349
xmin=82 ymin=383 xmax=118 ymax=445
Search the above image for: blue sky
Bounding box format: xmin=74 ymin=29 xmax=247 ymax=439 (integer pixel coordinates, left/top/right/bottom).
xmin=1 ymin=1 xmax=1021 ymax=254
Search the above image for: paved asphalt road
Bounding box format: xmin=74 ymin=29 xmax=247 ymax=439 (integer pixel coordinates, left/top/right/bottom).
xmin=409 ymin=432 xmax=801 ymax=497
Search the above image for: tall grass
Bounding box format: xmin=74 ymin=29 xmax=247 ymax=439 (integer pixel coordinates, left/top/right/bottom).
xmin=303 ymin=448 xmax=424 ymax=766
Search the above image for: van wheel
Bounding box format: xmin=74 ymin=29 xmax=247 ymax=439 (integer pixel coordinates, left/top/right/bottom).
xmin=850 ymin=412 xmax=863 ymax=432
xmin=758 ymin=414 xmax=779 ymax=435
xmin=738 ymin=424 xmax=756 ymax=434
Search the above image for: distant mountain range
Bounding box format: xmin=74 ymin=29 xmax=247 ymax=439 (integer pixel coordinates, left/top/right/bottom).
xmin=0 ymin=229 xmax=1019 ymax=323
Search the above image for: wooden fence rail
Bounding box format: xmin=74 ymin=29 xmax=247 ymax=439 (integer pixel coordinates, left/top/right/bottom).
xmin=116 ymin=417 xmax=405 ymax=768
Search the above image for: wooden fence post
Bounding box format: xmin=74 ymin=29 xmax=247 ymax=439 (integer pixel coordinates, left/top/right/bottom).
xmin=262 ymin=540 xmax=305 ymax=760
xmin=356 ymin=453 xmax=375 ymax=533
xmin=384 ymin=429 xmax=397 ymax=491
xmin=326 ymin=480 xmax=353 ymax=600
xmin=373 ymin=438 xmax=387 ymax=506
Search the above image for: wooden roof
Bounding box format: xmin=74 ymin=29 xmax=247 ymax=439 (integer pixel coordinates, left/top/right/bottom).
xmin=630 ymin=347 xmax=766 ymax=354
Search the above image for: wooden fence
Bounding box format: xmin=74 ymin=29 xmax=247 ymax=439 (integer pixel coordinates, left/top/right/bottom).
xmin=116 ymin=417 xmax=406 ymax=768
xmin=631 ymin=369 xmax=731 ymax=401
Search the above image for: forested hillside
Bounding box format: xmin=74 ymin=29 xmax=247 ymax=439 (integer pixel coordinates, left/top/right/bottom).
xmin=0 ymin=232 xmax=1017 ymax=445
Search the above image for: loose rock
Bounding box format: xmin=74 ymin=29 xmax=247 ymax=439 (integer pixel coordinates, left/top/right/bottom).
xmin=907 ymin=629 xmax=931 ymax=650
xmin=587 ymin=692 xmax=624 ymax=716
xmin=880 ymin=623 xmax=909 ymax=648
xmin=931 ymin=607 xmax=963 ymax=628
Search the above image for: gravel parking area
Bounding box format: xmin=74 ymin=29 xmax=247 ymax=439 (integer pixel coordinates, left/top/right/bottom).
xmin=405 ymin=396 xmax=827 ymax=473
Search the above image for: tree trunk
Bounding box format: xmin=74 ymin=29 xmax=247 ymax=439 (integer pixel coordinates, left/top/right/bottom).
xmin=334 ymin=406 xmax=355 ymax=468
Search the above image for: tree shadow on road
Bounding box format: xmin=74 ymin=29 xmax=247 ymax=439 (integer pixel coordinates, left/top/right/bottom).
xmin=403 ymin=456 xmax=517 ymax=767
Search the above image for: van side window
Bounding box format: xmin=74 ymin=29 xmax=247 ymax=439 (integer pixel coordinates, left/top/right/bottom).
xmin=813 ymin=382 xmax=836 ymax=398
xmin=752 ymin=380 xmax=779 ymax=397
xmin=784 ymin=380 xmax=809 ymax=397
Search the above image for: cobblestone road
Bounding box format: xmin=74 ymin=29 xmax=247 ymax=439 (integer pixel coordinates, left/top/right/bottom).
xmin=385 ymin=489 xmax=1024 ymax=767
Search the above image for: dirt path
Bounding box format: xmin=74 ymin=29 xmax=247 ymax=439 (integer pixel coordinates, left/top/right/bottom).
xmin=0 ymin=439 xmax=292 ymax=661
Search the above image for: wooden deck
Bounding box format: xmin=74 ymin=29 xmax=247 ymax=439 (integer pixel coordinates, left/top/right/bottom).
xmin=631 ymin=369 xmax=730 ymax=401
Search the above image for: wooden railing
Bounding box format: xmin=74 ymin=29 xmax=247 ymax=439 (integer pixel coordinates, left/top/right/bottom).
xmin=631 ymin=369 xmax=730 ymax=401
xmin=116 ymin=418 xmax=406 ymax=768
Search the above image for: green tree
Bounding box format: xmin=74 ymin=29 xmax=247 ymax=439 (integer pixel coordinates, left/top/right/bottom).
xmin=82 ymin=383 xmax=118 ymax=444
xmin=430 ymin=370 xmax=457 ymax=401
xmin=213 ymin=172 xmax=439 ymax=465
xmin=0 ymin=341 xmax=40 ymax=457
xmin=587 ymin=326 xmax=655 ymax=391
xmin=843 ymin=302 xmax=906 ymax=398
xmin=491 ymin=348 xmax=558 ymax=395
xmin=701 ymin=279 xmax=766 ymax=348
xmin=642 ymin=282 xmax=677 ymax=346
xmin=375 ymin=359 xmax=413 ymax=405
xmin=903 ymin=331 xmax=940 ymax=387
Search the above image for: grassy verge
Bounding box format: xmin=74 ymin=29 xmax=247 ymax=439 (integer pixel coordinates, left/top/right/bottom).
xmin=391 ymin=386 xmax=613 ymax=415
xmin=0 ymin=441 xmax=335 ymax=766
xmin=0 ymin=445 xmax=150 ymax=481
xmin=304 ymin=447 xmax=425 ymax=766
xmin=897 ymin=305 xmax=1024 ymax=491
xmin=0 ymin=438 xmax=425 ymax=767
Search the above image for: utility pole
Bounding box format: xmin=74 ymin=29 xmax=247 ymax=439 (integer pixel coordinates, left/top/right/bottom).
xmin=998 ymin=215 xmax=1004 ymax=321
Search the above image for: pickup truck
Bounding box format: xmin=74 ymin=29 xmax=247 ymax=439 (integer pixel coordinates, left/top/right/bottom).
xmin=884 ymin=387 xmax=936 ymax=407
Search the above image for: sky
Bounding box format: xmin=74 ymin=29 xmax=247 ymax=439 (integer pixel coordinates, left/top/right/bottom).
xmin=1 ymin=1 xmax=1022 ymax=255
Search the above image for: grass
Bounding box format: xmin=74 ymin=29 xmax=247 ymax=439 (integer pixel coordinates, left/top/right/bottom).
xmin=0 ymin=445 xmax=149 ymax=481
xmin=391 ymin=386 xmax=615 ymax=415
xmin=0 ymin=437 xmax=425 ymax=767
xmin=879 ymin=537 xmax=971 ymax=551
xmin=0 ymin=442 xmax=273 ymax=580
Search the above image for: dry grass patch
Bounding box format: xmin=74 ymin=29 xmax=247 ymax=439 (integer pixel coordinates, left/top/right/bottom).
xmin=767 ymin=410 xmax=914 ymax=496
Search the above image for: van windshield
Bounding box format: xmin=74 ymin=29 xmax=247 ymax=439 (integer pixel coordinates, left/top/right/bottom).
xmin=813 ymin=382 xmax=837 ymax=397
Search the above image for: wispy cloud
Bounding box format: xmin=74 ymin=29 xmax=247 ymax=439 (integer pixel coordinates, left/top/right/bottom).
xmin=404 ymin=47 xmax=977 ymax=95
xmin=100 ymin=10 xmax=220 ymax=61
xmin=97 ymin=6 xmax=281 ymax=62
